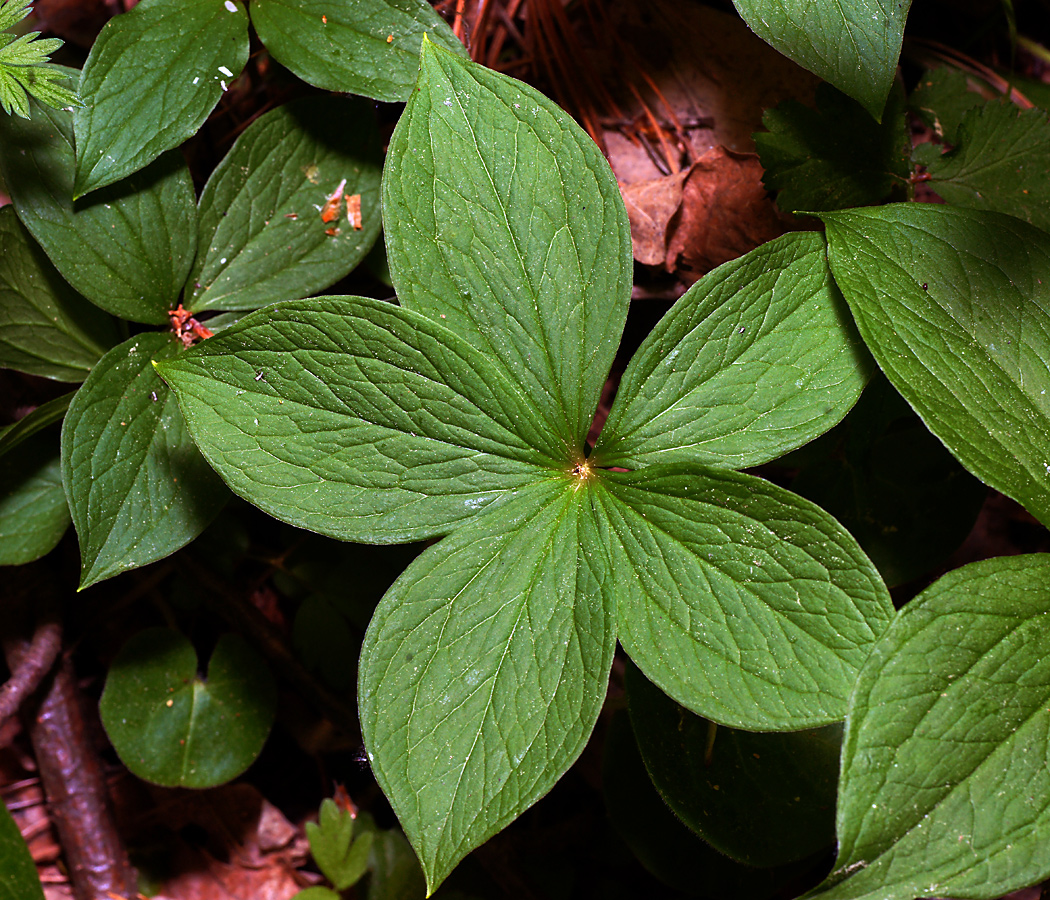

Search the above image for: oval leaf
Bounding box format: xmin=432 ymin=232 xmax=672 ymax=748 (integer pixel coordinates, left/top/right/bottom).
xmin=810 ymin=554 xmax=1050 ymax=900
xmin=359 ymin=482 xmax=616 ymax=892
xmin=0 ymin=88 xmax=197 ymax=324
xmin=99 ymin=628 xmax=277 ymax=788
xmin=0 ymin=798 xmax=44 ymax=900
xmin=0 ymin=392 xmax=74 ymax=459
xmin=74 ymin=0 xmax=249 ymax=196
xmin=249 ymin=0 xmax=465 ymax=103
xmin=384 ymin=40 xmax=632 ymax=450
xmin=821 ymin=204 xmax=1050 ymax=528
xmin=0 ymin=206 xmax=119 ymax=381
xmin=593 ymin=231 xmax=871 ymax=470
xmin=731 ymin=0 xmax=912 ymax=119
xmin=188 ymin=96 xmax=382 ymax=313
xmin=0 ymin=429 xmax=70 ymax=566
xmin=598 ymin=465 xmax=893 ymax=730
xmin=625 ymin=660 xmax=839 ymax=868
xmin=62 ymin=333 xmax=229 ymax=588
xmin=156 ymin=296 xmax=560 ymax=543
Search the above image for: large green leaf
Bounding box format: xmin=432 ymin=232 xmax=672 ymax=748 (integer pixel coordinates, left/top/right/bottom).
xmin=99 ymin=628 xmax=276 ymax=788
xmin=597 ymin=465 xmax=893 ymax=730
xmin=249 ymin=0 xmax=465 ymax=103
xmin=0 ymin=88 xmax=197 ymax=324
xmin=731 ymin=0 xmax=911 ymax=119
xmin=754 ymin=82 xmax=910 ymax=213
xmin=0 ymin=796 xmax=43 ymax=900
xmin=188 ymin=96 xmax=382 ymax=313
xmin=384 ymin=40 xmax=632 ymax=450
xmin=926 ymin=100 xmax=1050 ymax=233
xmin=808 ymin=554 xmax=1050 ymax=900
xmin=156 ymin=296 xmax=561 ymax=544
xmin=62 ymin=333 xmax=229 ymax=588
xmin=0 ymin=206 xmax=118 ymax=381
xmin=909 ymin=67 xmax=984 ymax=144
xmin=0 ymin=429 xmax=70 ymax=566
xmin=592 ymin=232 xmax=870 ymax=471
xmin=821 ymin=205 xmax=1050 ymax=527
xmin=73 ymin=0 xmax=249 ymax=196
xmin=625 ymin=660 xmax=839 ymax=868
xmin=358 ymin=481 xmax=615 ymax=893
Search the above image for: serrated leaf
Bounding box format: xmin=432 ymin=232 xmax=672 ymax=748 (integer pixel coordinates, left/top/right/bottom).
xmin=592 ymin=231 xmax=871 ymax=471
xmin=596 ymin=465 xmax=893 ymax=730
xmin=157 ymin=296 xmax=561 ymax=544
xmin=808 ymin=554 xmax=1050 ymax=900
xmin=731 ymin=0 xmax=911 ymax=119
xmin=821 ymin=204 xmax=1050 ymax=528
xmin=0 ymin=206 xmax=118 ymax=381
xmin=0 ymin=428 xmax=70 ymax=566
xmin=0 ymin=392 xmax=73 ymax=459
xmin=62 ymin=333 xmax=229 ymax=588
xmin=625 ymin=660 xmax=839 ymax=868
xmin=0 ymin=0 xmax=32 ymax=33
xmin=0 ymin=85 xmax=196 ymax=324
xmin=909 ymin=66 xmax=984 ymax=143
xmin=306 ymin=799 xmax=374 ymax=890
xmin=358 ymin=481 xmax=615 ymax=892
xmin=384 ymin=40 xmax=632 ymax=450
xmin=188 ymin=96 xmax=382 ymax=313
xmin=249 ymin=0 xmax=465 ymax=103
xmin=0 ymin=793 xmax=43 ymax=900
xmin=99 ymin=628 xmax=277 ymax=788
xmin=754 ymin=82 xmax=910 ymax=212
xmin=73 ymin=0 xmax=249 ymax=196
xmin=926 ymin=100 xmax=1050 ymax=232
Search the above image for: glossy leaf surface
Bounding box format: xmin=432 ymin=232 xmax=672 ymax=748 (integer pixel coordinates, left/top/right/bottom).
xmin=0 ymin=798 xmax=43 ymax=900
xmin=0 ymin=89 xmax=196 ymax=324
xmin=189 ymin=96 xmax=382 ymax=313
xmin=157 ymin=296 xmax=560 ymax=544
xmin=99 ymin=628 xmax=277 ymax=788
xmin=0 ymin=429 xmax=69 ymax=566
xmin=822 ymin=205 xmax=1050 ymax=527
xmin=731 ymin=0 xmax=911 ymax=118
xmin=0 ymin=206 xmax=118 ymax=381
xmin=384 ymin=40 xmax=632 ymax=450
xmin=810 ymin=555 xmax=1050 ymax=900
xmin=626 ymin=660 xmax=839 ymax=868
xmin=600 ymin=465 xmax=893 ymax=730
xmin=359 ymin=482 xmax=615 ymax=892
xmin=62 ymin=333 xmax=229 ymax=588
xmin=74 ymin=0 xmax=249 ymax=196
xmin=250 ymin=0 xmax=465 ymax=103
xmin=593 ymin=231 xmax=870 ymax=470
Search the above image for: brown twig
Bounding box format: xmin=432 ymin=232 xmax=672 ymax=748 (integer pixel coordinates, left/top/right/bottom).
xmin=0 ymin=603 xmax=61 ymax=730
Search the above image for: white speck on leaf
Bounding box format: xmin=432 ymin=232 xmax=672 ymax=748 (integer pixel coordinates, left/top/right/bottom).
xmin=218 ymin=65 xmax=233 ymax=77
xmin=224 ymin=0 xmax=237 ymax=10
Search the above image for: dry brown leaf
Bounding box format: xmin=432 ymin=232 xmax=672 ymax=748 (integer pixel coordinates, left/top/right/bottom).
xmin=620 ymin=168 xmax=691 ymax=266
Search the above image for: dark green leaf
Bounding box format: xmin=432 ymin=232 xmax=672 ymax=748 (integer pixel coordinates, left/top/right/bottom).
xmin=99 ymin=628 xmax=277 ymax=788
xmin=188 ymin=96 xmax=382 ymax=313
xmin=73 ymin=0 xmax=249 ymax=196
xmin=821 ymin=204 xmax=1050 ymax=528
xmin=0 ymin=206 xmax=118 ymax=381
xmin=754 ymin=82 xmax=910 ymax=212
xmin=367 ymin=827 xmax=426 ymax=900
xmin=809 ymin=555 xmax=1050 ymax=900
xmin=593 ymin=232 xmax=871 ymax=471
xmin=157 ymin=296 xmax=559 ymax=544
xmin=790 ymin=375 xmax=986 ymax=587
xmin=292 ymin=888 xmax=341 ymax=900
xmin=0 ymin=795 xmax=43 ymax=900
xmin=731 ymin=0 xmax=911 ymax=119
xmin=0 ymin=392 xmax=73 ymax=459
xmin=909 ymin=66 xmax=985 ymax=143
xmin=62 ymin=333 xmax=229 ymax=588
xmin=306 ymin=798 xmax=374 ymax=890
xmin=926 ymin=100 xmax=1050 ymax=233
xmin=384 ymin=40 xmax=632 ymax=450
xmin=0 ymin=88 xmax=196 ymax=324
xmin=625 ymin=660 xmax=838 ymax=868
xmin=249 ymin=0 xmax=465 ymax=103
xmin=0 ymin=428 xmax=69 ymax=566
xmin=358 ymin=482 xmax=615 ymax=893
xmin=597 ymin=465 xmax=893 ymax=730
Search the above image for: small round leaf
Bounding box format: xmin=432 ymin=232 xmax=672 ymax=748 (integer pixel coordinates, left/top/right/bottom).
xmin=100 ymin=628 xmax=277 ymax=788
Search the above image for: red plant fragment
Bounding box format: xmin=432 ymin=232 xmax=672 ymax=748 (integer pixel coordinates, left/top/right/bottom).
xmin=345 ymin=194 xmax=362 ymax=229
xmin=169 ymin=304 xmax=215 ymax=348
xmin=320 ymin=179 xmax=347 ymax=223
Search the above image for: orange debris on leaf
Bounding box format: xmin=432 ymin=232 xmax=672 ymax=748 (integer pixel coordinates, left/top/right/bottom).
xmin=345 ymin=194 xmax=362 ymax=229
xmin=320 ymin=178 xmax=347 ymax=223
